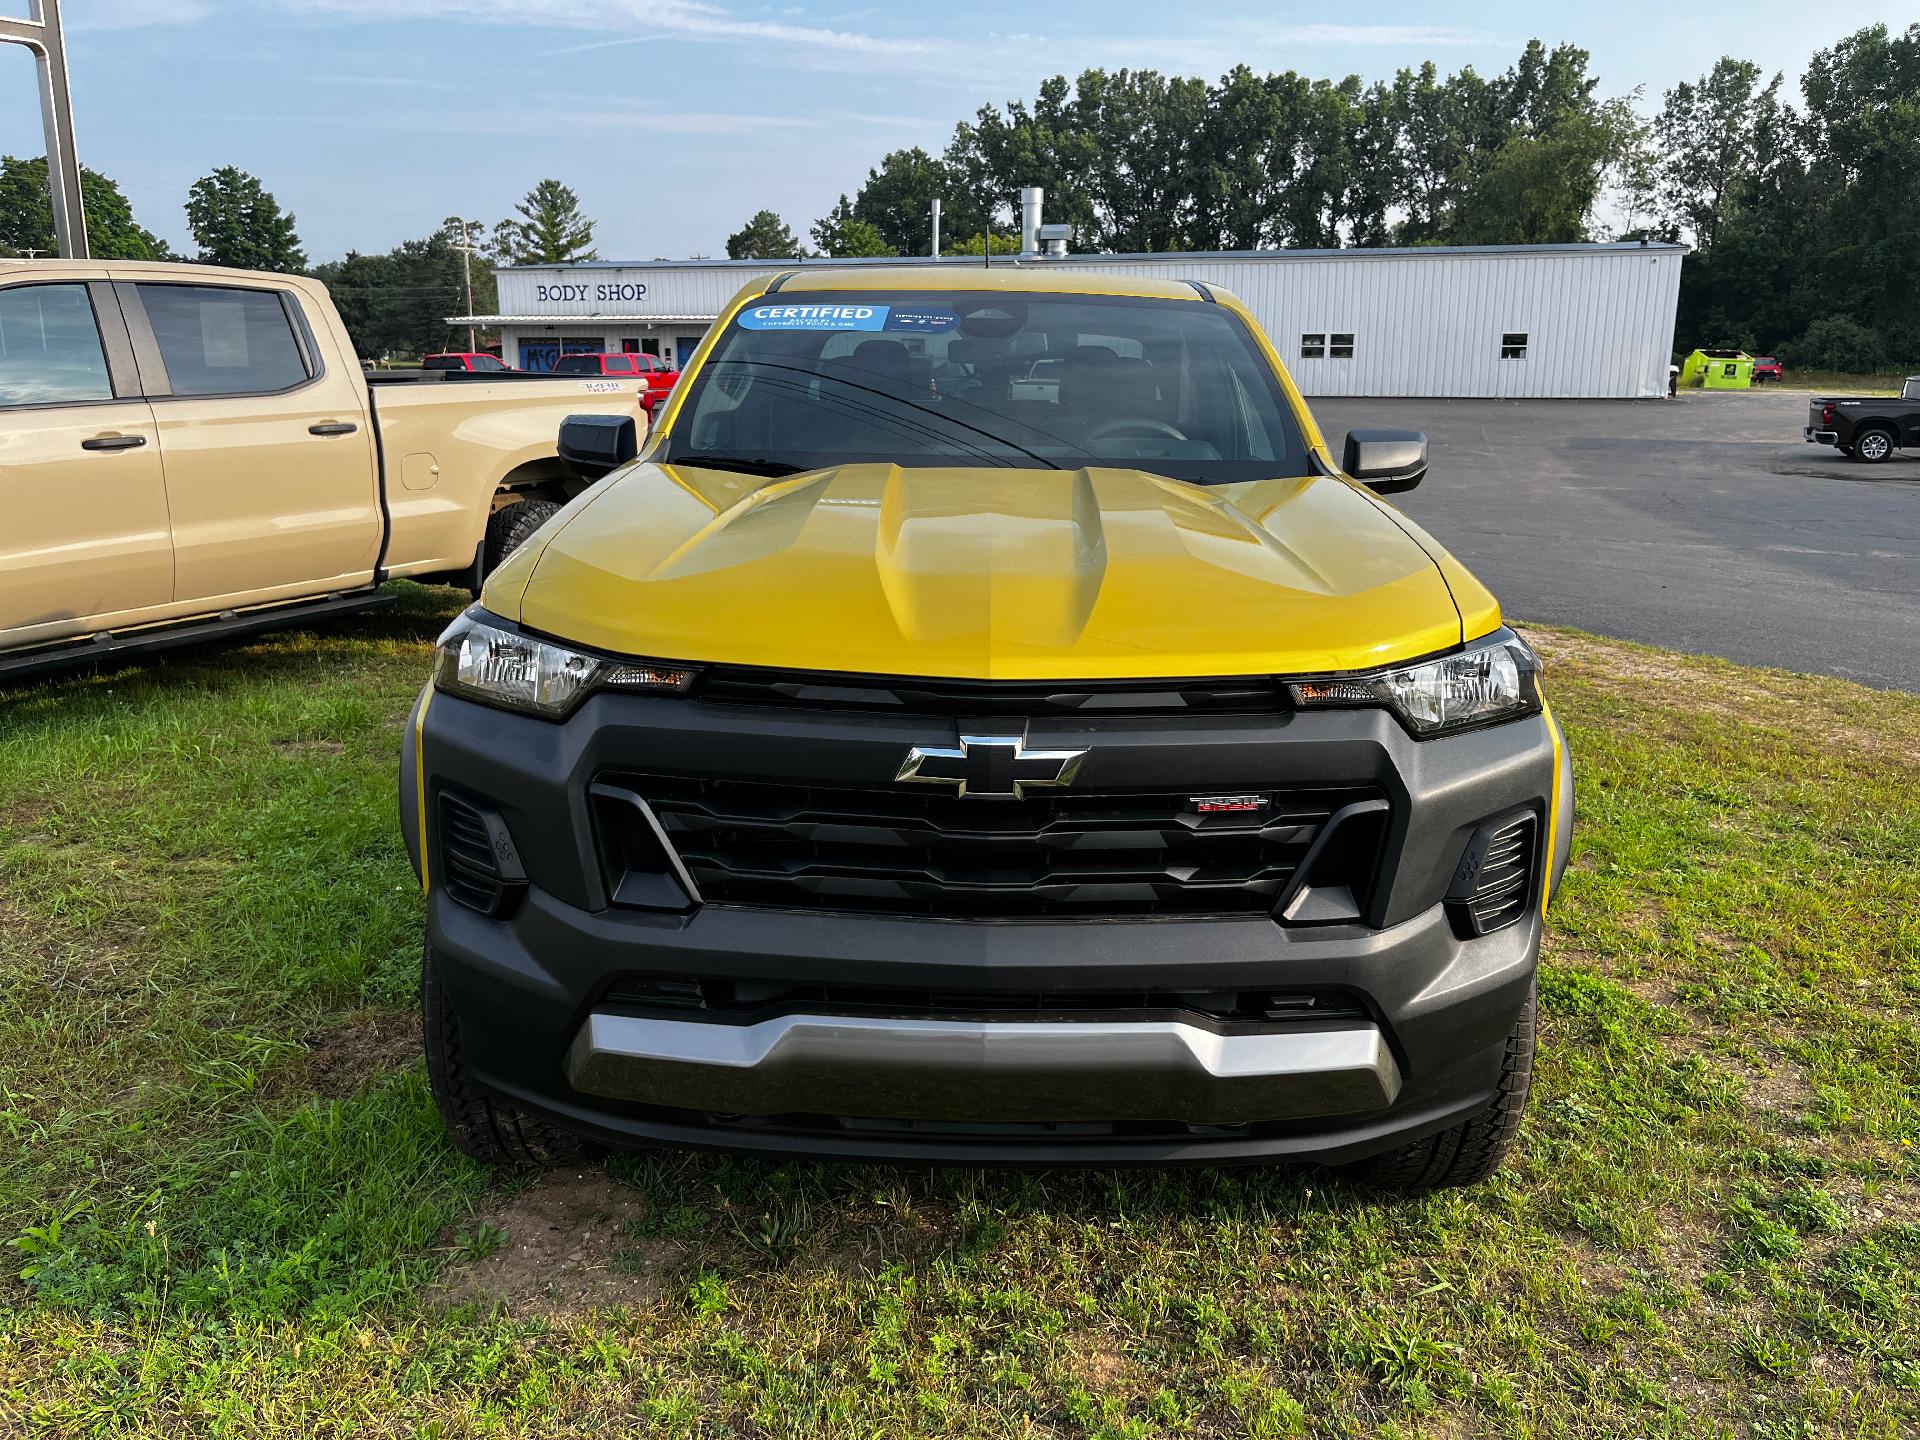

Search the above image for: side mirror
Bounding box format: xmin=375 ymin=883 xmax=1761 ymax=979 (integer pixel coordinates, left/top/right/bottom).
xmin=558 ymin=413 xmax=638 ymax=479
xmin=1342 ymin=429 xmax=1428 ymax=494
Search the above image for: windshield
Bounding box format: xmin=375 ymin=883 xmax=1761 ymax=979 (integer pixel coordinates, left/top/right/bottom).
xmin=553 ymin=355 xmax=601 ymax=374
xmin=658 ymin=290 xmax=1311 ymax=484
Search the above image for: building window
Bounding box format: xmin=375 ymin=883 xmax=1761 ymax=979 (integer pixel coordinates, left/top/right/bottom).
xmin=1330 ymin=333 xmax=1355 ymax=359
xmin=1501 ymin=332 xmax=1528 ymax=360
xmin=1300 ymin=333 xmax=1325 ymax=359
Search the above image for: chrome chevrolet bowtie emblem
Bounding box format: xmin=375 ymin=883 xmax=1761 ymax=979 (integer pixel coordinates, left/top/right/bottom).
xmin=895 ymin=734 xmax=1087 ymax=799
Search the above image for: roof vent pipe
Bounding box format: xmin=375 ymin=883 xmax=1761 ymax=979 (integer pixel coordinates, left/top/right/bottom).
xmin=1019 ymin=186 xmax=1044 ymax=257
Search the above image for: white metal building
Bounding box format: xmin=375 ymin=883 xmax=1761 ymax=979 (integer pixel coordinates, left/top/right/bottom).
xmin=451 ymin=241 xmax=1685 ymax=399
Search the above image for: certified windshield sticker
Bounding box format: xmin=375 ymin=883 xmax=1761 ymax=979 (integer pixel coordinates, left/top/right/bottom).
xmin=739 ymin=303 xmax=888 ymax=332
xmin=884 ymin=307 xmax=958 ymax=333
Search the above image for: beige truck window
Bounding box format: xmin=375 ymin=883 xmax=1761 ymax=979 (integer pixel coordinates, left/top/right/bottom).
xmin=137 ymin=283 xmax=310 ymax=397
xmin=0 ymin=283 xmax=113 ymax=408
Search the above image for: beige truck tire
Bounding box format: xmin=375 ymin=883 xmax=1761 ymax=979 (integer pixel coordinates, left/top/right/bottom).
xmin=483 ymin=499 xmax=561 ymax=577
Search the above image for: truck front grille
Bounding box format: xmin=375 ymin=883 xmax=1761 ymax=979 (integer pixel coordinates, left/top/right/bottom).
xmin=593 ymin=772 xmax=1384 ymax=918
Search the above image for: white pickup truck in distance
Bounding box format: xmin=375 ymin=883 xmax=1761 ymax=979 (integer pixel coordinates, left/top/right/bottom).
xmin=0 ymin=258 xmax=649 ymax=677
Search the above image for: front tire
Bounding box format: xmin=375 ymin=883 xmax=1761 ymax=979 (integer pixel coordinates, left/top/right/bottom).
xmin=1852 ymin=428 xmax=1896 ymax=464
xmin=1346 ymin=982 xmax=1536 ymax=1190
xmin=482 ymin=498 xmax=562 ymax=577
xmin=421 ymin=942 xmax=602 ymax=1169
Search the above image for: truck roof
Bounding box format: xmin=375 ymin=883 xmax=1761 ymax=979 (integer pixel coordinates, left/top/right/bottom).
xmin=1 ymin=256 xmax=335 ymax=304
xmin=761 ymin=265 xmax=1208 ymax=302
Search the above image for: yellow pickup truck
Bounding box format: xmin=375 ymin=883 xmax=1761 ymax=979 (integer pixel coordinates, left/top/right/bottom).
xmin=0 ymin=259 xmax=648 ymax=676
xmin=404 ymin=266 xmax=1574 ymax=1189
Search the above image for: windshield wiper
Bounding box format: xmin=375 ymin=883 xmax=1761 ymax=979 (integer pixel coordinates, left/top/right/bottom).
xmin=704 ymin=359 xmax=1067 ymax=471
xmin=666 ymin=453 xmax=808 ymax=478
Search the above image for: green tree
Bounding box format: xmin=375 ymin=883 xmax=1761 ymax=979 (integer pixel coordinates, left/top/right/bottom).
xmin=310 ymin=250 xmax=396 ymax=357
xmin=1449 ymin=99 xmax=1638 ymax=244
xmin=810 ymin=197 xmax=898 ymax=257
xmin=945 ymin=232 xmax=1021 ymax=256
xmin=313 ymin=228 xmax=500 ymax=360
xmin=944 ymin=75 xmax=1102 ymax=247
xmin=725 ymin=209 xmax=805 ymax=259
xmin=850 ymin=147 xmax=968 ymax=255
xmin=0 ymin=155 xmax=169 ymax=259
xmin=184 ymin=165 xmax=305 ymax=271
xmin=491 ymin=179 xmax=597 ymax=265
xmin=1796 ymin=23 xmax=1920 ymax=360
xmin=1392 ymin=42 xmax=1632 ymax=245
xmin=1654 ymin=59 xmax=1782 ymax=248
xmin=1673 ymin=24 xmax=1920 ymax=363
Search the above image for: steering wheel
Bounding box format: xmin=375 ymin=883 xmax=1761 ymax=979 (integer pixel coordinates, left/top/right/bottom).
xmin=1083 ymin=417 xmax=1188 ymax=444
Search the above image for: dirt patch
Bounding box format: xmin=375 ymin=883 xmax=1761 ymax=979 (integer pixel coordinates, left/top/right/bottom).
xmin=430 ymin=1169 xmax=680 ymax=1317
xmin=273 ymin=738 xmax=347 ymax=758
xmin=1062 ymin=1333 xmax=1146 ymax=1394
xmin=304 ymin=1010 xmax=419 ymax=1096
xmin=0 ymin=797 xmax=51 ymax=835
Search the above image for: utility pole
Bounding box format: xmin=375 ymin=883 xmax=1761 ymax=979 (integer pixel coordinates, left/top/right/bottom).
xmin=446 ymin=216 xmax=484 ymax=352
xmin=930 ymin=198 xmax=941 ymax=258
xmin=0 ymin=1 xmax=87 ymax=259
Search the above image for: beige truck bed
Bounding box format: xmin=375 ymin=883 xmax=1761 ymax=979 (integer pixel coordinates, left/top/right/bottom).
xmin=0 ymin=258 xmax=645 ymax=671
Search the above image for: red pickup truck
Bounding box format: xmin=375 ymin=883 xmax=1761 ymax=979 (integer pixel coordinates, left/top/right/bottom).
xmin=423 ymin=352 xmax=514 ymax=372
xmin=552 ymin=352 xmax=680 ymax=412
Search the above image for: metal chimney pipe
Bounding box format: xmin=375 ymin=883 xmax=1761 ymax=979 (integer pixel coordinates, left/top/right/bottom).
xmin=930 ymin=198 xmax=941 ymax=257
xmin=1018 ymin=186 xmax=1044 ymax=257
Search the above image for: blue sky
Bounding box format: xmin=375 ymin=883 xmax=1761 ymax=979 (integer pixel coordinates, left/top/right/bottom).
xmin=2 ymin=1 xmax=1912 ymax=262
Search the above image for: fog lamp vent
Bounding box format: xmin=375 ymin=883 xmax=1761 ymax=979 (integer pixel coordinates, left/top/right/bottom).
xmin=438 ymin=792 xmax=527 ymax=917
xmin=1445 ymin=811 xmax=1537 ymax=937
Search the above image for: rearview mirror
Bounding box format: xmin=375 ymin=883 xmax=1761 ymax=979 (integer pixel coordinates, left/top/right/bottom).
xmin=558 ymin=413 xmax=638 ymax=479
xmin=1342 ymin=429 xmax=1428 ymax=494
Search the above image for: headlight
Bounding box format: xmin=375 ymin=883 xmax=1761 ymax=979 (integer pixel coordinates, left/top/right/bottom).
xmin=1289 ymin=631 xmax=1541 ymax=736
xmin=433 ymin=612 xmax=694 ymax=719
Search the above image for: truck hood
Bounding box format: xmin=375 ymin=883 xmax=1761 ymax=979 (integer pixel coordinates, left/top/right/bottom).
xmin=496 ymin=462 xmax=1476 ymax=679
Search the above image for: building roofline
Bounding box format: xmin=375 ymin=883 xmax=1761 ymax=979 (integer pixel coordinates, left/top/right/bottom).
xmin=447 ymin=314 xmax=720 ymax=325
xmin=495 ymin=241 xmax=1688 ymax=273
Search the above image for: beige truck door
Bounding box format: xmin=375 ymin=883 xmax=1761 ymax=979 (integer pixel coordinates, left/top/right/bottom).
xmin=121 ymin=278 xmax=381 ymax=608
xmin=0 ymin=279 xmax=173 ymax=649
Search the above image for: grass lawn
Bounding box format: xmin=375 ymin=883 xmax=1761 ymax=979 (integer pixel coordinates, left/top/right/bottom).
xmin=1765 ymin=370 xmax=1912 ymax=397
xmin=0 ymin=583 xmax=1915 ymax=1438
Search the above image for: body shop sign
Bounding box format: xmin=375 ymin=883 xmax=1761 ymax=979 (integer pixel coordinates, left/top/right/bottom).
xmin=533 ymin=282 xmax=649 ymax=304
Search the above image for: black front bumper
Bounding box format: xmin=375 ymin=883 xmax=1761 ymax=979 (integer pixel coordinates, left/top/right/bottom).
xmin=402 ymin=683 xmax=1569 ymax=1165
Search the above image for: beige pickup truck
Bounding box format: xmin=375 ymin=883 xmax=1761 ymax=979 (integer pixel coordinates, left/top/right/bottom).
xmin=0 ymin=258 xmax=648 ymax=677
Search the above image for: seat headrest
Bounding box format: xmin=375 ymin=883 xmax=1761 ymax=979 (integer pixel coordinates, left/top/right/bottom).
xmin=847 ymin=338 xmax=911 ymax=383
xmin=1060 ymin=350 xmax=1157 ymax=413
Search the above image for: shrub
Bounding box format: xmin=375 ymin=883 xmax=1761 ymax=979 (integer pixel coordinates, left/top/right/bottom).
xmin=1782 ymin=316 xmax=1886 ymax=373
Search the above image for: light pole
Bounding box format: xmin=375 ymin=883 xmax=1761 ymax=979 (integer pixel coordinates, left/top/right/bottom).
xmin=446 ymin=216 xmax=484 ymax=353
xmin=0 ymin=0 xmax=86 ymax=259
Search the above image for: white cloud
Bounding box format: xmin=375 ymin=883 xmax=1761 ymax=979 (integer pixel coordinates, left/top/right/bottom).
xmin=65 ymin=0 xmax=212 ymax=29
xmin=278 ymin=0 xmax=927 ymax=56
xmin=264 ymin=3 xmax=1505 ymax=92
xmin=196 ymin=100 xmax=837 ymax=142
xmin=1252 ymin=24 xmax=1504 ymax=48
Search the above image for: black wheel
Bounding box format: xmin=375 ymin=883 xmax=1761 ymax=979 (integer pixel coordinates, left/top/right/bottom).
xmin=1346 ymin=982 xmax=1536 ymax=1191
xmin=421 ymin=941 xmax=602 ymax=1169
xmin=1851 ymin=428 xmax=1896 ymax=464
xmin=482 ymin=499 xmax=561 ymax=576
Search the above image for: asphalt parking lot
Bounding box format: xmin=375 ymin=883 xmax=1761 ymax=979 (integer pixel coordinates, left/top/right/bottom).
xmin=1313 ymin=388 xmax=1920 ymax=690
